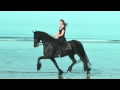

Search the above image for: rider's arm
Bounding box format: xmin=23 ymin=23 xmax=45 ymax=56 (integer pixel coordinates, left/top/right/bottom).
xmin=53 ymin=31 xmax=59 ymax=37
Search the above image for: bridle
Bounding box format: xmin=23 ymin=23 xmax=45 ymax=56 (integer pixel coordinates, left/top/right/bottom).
xmin=34 ymin=35 xmax=43 ymax=46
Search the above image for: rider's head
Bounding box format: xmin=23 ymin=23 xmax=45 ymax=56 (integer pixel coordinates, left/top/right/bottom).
xmin=59 ymin=19 xmax=68 ymax=27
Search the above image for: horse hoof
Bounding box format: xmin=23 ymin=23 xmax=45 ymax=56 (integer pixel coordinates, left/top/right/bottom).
xmin=37 ymin=62 xmax=41 ymax=71
xmin=67 ymin=71 xmax=71 ymax=73
xmin=58 ymin=70 xmax=63 ymax=76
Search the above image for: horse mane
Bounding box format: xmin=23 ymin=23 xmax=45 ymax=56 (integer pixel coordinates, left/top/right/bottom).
xmin=37 ymin=31 xmax=57 ymax=42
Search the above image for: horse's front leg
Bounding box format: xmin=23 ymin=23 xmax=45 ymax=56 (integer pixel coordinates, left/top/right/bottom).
xmin=51 ymin=58 xmax=63 ymax=76
xmin=37 ymin=56 xmax=42 ymax=71
xmin=37 ymin=43 xmax=53 ymax=71
xmin=37 ymin=55 xmax=50 ymax=71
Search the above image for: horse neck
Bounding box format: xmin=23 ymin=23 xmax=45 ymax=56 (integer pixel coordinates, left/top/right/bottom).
xmin=40 ymin=32 xmax=55 ymax=45
xmin=40 ymin=34 xmax=50 ymax=46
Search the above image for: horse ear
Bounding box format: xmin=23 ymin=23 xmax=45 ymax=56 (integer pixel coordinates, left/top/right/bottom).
xmin=32 ymin=31 xmax=35 ymax=33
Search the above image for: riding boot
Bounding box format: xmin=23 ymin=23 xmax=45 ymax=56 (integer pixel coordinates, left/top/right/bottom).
xmin=59 ymin=46 xmax=63 ymax=57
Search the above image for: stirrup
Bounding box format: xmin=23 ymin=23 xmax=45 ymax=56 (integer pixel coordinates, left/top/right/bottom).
xmin=58 ymin=53 xmax=63 ymax=58
xmin=58 ymin=55 xmax=61 ymax=58
xmin=67 ymin=42 xmax=72 ymax=50
xmin=58 ymin=46 xmax=63 ymax=58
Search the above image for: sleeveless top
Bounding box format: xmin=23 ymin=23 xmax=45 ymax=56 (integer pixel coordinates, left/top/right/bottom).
xmin=58 ymin=26 xmax=67 ymax=44
xmin=59 ymin=26 xmax=66 ymax=37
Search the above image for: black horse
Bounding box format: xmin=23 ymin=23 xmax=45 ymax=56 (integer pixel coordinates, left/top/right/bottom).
xmin=33 ymin=30 xmax=91 ymax=77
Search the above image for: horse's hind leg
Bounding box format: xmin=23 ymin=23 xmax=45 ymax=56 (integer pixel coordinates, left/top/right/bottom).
xmin=67 ymin=54 xmax=77 ymax=73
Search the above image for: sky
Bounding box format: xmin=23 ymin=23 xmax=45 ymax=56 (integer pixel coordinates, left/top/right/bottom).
xmin=0 ymin=11 xmax=120 ymax=27
xmin=0 ymin=11 xmax=120 ymax=39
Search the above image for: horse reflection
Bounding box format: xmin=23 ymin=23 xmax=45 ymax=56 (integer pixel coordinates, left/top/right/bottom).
xmin=58 ymin=75 xmax=90 ymax=79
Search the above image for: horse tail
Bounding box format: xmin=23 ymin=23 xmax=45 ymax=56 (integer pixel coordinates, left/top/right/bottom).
xmin=69 ymin=40 xmax=91 ymax=66
xmin=85 ymin=52 xmax=91 ymax=67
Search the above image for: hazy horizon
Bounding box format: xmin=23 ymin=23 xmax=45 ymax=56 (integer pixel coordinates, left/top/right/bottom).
xmin=0 ymin=11 xmax=120 ymax=40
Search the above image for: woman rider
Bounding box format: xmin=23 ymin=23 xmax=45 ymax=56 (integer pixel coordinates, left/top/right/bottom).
xmin=53 ymin=19 xmax=70 ymax=57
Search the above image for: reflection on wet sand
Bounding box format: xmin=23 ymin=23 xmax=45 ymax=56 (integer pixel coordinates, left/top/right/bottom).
xmin=58 ymin=76 xmax=63 ymax=79
xmin=87 ymin=75 xmax=90 ymax=79
xmin=58 ymin=75 xmax=90 ymax=79
xmin=58 ymin=76 xmax=72 ymax=79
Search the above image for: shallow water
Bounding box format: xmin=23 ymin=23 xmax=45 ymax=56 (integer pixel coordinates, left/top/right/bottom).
xmin=0 ymin=41 xmax=120 ymax=79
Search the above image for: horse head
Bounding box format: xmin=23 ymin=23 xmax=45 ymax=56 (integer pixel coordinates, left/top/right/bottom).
xmin=33 ymin=30 xmax=41 ymax=48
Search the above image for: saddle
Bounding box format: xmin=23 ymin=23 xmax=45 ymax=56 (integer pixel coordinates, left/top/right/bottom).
xmin=58 ymin=42 xmax=72 ymax=58
xmin=62 ymin=42 xmax=72 ymax=50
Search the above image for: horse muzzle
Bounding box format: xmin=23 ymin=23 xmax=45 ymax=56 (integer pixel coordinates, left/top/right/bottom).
xmin=34 ymin=43 xmax=39 ymax=48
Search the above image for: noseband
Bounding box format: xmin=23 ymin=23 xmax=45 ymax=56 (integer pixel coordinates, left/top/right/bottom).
xmin=34 ymin=35 xmax=43 ymax=46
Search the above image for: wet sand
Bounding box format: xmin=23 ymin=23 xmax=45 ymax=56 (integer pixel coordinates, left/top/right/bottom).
xmin=0 ymin=41 xmax=120 ymax=79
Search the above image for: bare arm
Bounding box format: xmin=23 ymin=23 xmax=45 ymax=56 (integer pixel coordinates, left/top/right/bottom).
xmin=53 ymin=31 xmax=59 ymax=37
